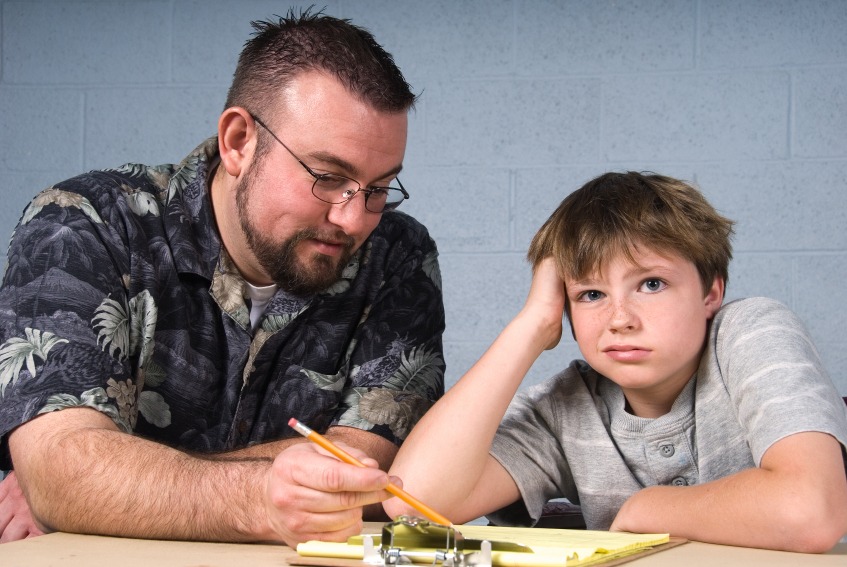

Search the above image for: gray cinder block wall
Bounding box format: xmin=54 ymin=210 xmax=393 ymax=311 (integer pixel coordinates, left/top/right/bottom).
xmin=1 ymin=1 xmax=845 ymax=394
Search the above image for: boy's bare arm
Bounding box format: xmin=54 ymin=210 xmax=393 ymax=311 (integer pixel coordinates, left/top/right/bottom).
xmin=611 ymin=431 xmax=847 ymax=553
xmin=386 ymin=259 xmax=564 ymax=523
xmin=9 ymin=407 xmax=394 ymax=546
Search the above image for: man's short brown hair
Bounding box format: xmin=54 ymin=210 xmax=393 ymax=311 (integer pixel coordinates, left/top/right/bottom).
xmin=225 ymin=8 xmax=416 ymax=117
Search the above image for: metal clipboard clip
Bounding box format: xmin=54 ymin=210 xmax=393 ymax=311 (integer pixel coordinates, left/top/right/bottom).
xmin=362 ymin=516 xmax=492 ymax=567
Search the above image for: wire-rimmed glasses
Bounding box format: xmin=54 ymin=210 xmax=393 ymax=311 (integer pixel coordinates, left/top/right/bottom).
xmin=251 ymin=114 xmax=409 ymax=213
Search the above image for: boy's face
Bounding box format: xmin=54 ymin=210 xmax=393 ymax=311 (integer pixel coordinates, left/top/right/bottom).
xmin=564 ymin=246 xmax=724 ymax=417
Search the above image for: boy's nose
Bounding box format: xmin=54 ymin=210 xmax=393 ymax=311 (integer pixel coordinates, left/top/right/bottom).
xmin=608 ymin=299 xmax=637 ymax=332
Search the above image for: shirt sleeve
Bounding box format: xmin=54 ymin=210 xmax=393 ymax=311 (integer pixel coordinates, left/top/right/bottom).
xmin=487 ymin=369 xmax=580 ymax=526
xmin=709 ymin=297 xmax=847 ymax=465
xmin=0 ymin=180 xmax=134 ymax=468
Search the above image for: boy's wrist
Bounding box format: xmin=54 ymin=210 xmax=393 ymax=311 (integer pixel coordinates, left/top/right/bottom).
xmin=512 ymin=308 xmax=562 ymax=352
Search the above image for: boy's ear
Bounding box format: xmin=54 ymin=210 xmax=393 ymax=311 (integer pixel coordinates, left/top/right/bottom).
xmin=704 ymin=277 xmax=725 ymax=319
xmin=217 ymin=107 xmax=257 ymax=178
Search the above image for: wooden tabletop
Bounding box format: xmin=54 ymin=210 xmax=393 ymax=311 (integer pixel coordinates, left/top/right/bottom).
xmin=1 ymin=526 xmax=845 ymax=566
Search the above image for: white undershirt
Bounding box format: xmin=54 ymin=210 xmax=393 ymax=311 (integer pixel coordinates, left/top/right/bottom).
xmin=245 ymin=281 xmax=277 ymax=332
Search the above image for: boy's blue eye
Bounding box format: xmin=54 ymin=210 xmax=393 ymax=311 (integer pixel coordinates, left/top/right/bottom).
xmin=641 ymin=279 xmax=666 ymax=293
xmin=582 ymin=290 xmax=603 ymax=302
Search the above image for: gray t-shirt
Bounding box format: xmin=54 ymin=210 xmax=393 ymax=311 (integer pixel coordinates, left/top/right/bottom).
xmin=488 ymin=297 xmax=847 ymax=529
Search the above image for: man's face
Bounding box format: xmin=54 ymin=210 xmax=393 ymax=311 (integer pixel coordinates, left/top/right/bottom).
xmin=232 ymin=71 xmax=408 ymax=293
xmin=564 ymin=246 xmax=723 ymax=417
xmin=233 ymin=167 xmax=355 ymax=295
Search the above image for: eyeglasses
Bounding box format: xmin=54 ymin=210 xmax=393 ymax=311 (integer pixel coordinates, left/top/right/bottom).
xmin=250 ymin=114 xmax=409 ymax=213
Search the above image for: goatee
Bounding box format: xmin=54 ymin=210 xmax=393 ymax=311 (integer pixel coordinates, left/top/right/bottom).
xmin=235 ymin=173 xmax=355 ymax=296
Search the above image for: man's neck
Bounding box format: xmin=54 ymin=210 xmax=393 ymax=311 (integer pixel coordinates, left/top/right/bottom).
xmin=208 ymin=162 xmax=273 ymax=287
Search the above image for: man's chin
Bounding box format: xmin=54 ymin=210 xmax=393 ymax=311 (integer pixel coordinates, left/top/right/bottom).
xmin=273 ymin=255 xmax=344 ymax=295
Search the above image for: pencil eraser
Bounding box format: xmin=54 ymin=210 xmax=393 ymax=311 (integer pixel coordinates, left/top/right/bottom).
xmin=288 ymin=417 xmax=298 ymax=427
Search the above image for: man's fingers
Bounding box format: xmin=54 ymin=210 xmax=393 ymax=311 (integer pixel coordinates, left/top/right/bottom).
xmin=264 ymin=442 xmax=395 ymax=545
xmin=270 ymin=467 xmax=391 ymax=514
xmin=281 ymin=444 xmax=391 ymax=493
xmin=311 ymin=440 xmax=382 ymax=470
xmin=278 ymin=508 xmax=365 ymax=543
xmin=0 ymin=472 xmax=44 ymax=544
xmin=0 ymin=519 xmax=42 ymax=543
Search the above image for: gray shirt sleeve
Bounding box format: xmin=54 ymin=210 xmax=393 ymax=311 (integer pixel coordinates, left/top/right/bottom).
xmin=488 ymin=363 xmax=594 ymax=525
xmin=702 ymin=297 xmax=847 ymax=467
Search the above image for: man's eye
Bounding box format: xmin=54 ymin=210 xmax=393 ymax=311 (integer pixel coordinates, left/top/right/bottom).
xmin=314 ymin=175 xmax=348 ymax=190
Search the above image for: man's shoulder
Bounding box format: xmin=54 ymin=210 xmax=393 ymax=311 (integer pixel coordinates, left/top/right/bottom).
xmin=45 ymin=137 xmax=217 ymax=206
xmin=372 ymin=210 xmax=434 ymax=245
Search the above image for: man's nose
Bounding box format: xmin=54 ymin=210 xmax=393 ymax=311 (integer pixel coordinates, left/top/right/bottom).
xmin=325 ymin=193 xmax=373 ymax=235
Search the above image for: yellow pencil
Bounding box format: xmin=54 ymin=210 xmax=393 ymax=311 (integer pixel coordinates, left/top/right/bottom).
xmin=288 ymin=417 xmax=453 ymax=527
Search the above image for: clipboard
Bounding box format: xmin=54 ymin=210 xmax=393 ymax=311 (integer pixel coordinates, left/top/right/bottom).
xmin=293 ymin=516 xmax=687 ymax=567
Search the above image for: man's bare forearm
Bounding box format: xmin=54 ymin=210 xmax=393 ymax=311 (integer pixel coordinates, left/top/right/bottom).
xmin=207 ymin=426 xmax=398 ymax=472
xmin=10 ymin=409 xmax=273 ymax=542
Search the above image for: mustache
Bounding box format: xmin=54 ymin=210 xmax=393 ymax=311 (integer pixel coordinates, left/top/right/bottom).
xmin=291 ymin=228 xmax=355 ymax=251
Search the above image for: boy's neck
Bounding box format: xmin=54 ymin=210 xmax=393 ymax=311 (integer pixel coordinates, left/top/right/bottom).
xmin=622 ymin=377 xmax=694 ymax=418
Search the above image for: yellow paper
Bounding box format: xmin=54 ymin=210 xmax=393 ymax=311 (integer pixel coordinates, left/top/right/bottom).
xmin=296 ymin=524 xmax=669 ymax=567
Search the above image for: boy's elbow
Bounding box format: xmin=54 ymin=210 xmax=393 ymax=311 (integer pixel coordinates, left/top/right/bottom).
xmin=783 ymin=525 xmax=845 ymax=554
xmin=382 ymin=498 xmax=416 ymax=521
xmin=775 ymin=499 xmax=847 ymax=553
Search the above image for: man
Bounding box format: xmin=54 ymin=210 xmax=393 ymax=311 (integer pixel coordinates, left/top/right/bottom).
xmin=0 ymin=10 xmax=445 ymax=546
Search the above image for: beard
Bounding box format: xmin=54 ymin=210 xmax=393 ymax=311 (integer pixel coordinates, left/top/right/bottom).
xmin=234 ymin=170 xmax=355 ymax=296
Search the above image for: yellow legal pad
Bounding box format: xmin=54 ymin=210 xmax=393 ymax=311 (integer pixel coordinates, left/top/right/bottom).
xmin=296 ymin=524 xmax=671 ymax=567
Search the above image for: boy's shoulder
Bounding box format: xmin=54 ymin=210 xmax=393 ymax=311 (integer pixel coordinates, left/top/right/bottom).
xmin=524 ymin=359 xmax=607 ymax=404
xmin=712 ymin=296 xmax=799 ymax=333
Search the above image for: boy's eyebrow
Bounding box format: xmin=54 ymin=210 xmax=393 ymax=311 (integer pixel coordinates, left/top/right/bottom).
xmin=568 ymin=262 xmax=675 ymax=286
xmin=567 ymin=275 xmax=601 ymax=288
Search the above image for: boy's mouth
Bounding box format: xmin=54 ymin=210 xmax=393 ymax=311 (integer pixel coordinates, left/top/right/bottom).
xmin=603 ymin=345 xmax=650 ymax=362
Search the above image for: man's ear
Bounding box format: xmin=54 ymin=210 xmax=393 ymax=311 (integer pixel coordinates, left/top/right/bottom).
xmin=704 ymin=276 xmax=725 ymax=319
xmin=217 ymin=107 xmax=256 ymax=178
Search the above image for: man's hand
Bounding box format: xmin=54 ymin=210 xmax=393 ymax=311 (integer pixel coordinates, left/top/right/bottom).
xmin=263 ymin=441 xmax=394 ymax=545
xmin=0 ymin=471 xmax=44 ymax=543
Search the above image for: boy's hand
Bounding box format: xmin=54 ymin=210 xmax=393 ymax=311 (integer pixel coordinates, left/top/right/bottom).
xmin=523 ymin=257 xmax=566 ymax=351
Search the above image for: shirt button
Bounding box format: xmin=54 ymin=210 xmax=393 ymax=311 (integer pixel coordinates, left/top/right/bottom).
xmin=659 ymin=444 xmax=675 ymax=457
xmin=671 ymin=477 xmax=688 ymax=486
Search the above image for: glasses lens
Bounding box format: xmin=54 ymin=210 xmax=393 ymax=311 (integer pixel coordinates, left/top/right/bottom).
xmin=311 ymin=174 xmax=407 ymax=212
xmin=311 ymin=174 xmax=356 ymax=204
xmin=312 ymin=174 xmax=350 ymax=197
xmin=366 ymin=188 xmax=406 ymax=213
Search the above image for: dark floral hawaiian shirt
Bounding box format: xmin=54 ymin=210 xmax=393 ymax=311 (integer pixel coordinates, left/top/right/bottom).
xmin=0 ymin=138 xmax=445 ymax=466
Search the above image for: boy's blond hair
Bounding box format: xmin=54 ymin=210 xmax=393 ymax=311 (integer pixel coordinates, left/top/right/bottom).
xmin=528 ymin=172 xmax=735 ymax=295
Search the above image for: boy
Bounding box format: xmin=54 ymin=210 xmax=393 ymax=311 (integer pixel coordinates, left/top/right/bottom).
xmin=386 ymin=172 xmax=847 ymax=552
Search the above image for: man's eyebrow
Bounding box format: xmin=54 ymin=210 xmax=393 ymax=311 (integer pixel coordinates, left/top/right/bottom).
xmin=309 ymin=151 xmax=404 ymax=183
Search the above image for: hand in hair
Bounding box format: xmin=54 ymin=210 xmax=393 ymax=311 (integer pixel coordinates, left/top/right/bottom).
xmin=519 ymin=257 xmax=565 ymax=352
